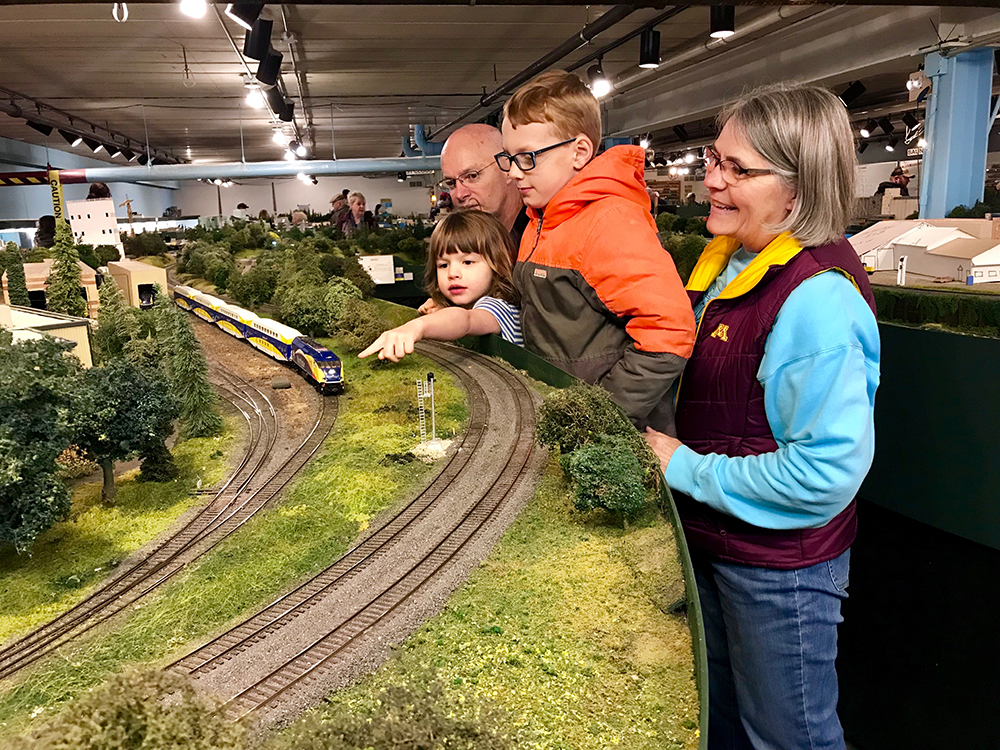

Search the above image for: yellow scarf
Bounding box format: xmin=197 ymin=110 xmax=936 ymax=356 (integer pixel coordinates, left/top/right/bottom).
xmin=686 ymin=232 xmax=804 ymax=301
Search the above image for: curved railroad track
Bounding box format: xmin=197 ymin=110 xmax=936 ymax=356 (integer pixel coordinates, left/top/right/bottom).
xmin=169 ymin=342 xmax=545 ymax=724
xmin=0 ymin=371 xmax=338 ymax=683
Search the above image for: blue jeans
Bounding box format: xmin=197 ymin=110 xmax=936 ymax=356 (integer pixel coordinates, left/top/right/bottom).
xmin=694 ymin=549 xmax=850 ymax=750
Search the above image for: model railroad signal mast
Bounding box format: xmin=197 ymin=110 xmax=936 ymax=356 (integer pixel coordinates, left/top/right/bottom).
xmin=416 ymin=372 xmax=436 ymax=444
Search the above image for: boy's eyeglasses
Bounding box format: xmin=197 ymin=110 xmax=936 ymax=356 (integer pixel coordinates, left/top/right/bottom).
xmin=437 ymin=161 xmax=496 ymax=192
xmin=704 ymin=146 xmax=776 ymax=186
xmin=494 ymin=138 xmax=576 ymax=173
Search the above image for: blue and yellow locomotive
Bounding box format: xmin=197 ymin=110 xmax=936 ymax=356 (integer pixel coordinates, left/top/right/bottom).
xmin=173 ymin=285 xmax=344 ymax=394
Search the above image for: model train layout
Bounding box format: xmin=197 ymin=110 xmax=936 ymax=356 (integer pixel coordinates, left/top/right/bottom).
xmin=172 ymin=285 xmax=344 ymax=394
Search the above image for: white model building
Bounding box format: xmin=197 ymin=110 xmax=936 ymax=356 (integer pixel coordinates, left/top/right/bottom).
xmin=852 ymin=218 xmax=1000 ymax=284
xmin=67 ymin=198 xmax=124 ymax=256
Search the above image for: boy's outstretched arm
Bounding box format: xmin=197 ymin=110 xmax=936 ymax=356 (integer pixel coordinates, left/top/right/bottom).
xmin=358 ymin=307 xmax=501 ymax=361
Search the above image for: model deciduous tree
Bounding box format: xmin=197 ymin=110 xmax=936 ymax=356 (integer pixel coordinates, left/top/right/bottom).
xmin=72 ymin=359 xmax=179 ymax=505
xmin=46 ymin=222 xmax=88 ymax=317
xmin=0 ymin=330 xmax=79 ymax=551
xmin=3 ymin=242 xmax=30 ymax=306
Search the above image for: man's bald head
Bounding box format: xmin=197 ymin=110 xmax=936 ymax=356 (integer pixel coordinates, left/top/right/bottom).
xmin=441 ymin=124 xmax=522 ymax=231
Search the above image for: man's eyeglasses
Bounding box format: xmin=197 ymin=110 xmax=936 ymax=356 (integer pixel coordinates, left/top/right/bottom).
xmin=437 ymin=161 xmax=496 ymax=192
xmin=704 ymin=146 xmax=777 ymax=186
xmin=494 ymin=138 xmax=576 ymax=173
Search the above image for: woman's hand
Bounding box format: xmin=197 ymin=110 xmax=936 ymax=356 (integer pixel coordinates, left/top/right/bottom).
xmin=644 ymin=427 xmax=683 ymax=471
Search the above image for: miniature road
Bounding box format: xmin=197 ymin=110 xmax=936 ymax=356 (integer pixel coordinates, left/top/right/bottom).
xmin=170 ymin=341 xmax=548 ymax=730
xmin=0 ymin=316 xmax=333 ymax=683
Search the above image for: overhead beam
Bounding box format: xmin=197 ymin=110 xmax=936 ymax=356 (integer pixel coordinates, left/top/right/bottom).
xmin=6 ymin=1 xmax=1000 ymax=5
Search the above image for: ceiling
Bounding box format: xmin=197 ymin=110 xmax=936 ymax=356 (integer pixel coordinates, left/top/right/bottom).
xmin=0 ymin=2 xmax=998 ymax=170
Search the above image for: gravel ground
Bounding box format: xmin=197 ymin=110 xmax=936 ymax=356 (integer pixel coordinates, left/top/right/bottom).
xmin=185 ymin=348 xmax=548 ymax=732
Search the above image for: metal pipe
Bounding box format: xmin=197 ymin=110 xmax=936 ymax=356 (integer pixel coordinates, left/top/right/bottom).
xmin=279 ymin=5 xmax=313 ymax=150
xmin=401 ymin=137 xmax=422 ymax=157
xmin=56 ymin=155 xmax=442 ymax=185
xmin=412 ymin=125 xmax=442 ymax=156
xmin=567 ymin=5 xmax=689 ymax=74
xmin=425 ymin=3 xmax=637 ymax=140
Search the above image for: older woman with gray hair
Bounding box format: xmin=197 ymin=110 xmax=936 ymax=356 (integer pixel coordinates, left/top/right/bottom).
xmin=337 ymin=191 xmax=367 ymax=234
xmin=645 ymin=83 xmax=879 ymax=749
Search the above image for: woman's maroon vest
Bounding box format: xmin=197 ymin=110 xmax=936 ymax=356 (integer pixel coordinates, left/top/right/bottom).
xmin=674 ymin=237 xmax=876 ymax=570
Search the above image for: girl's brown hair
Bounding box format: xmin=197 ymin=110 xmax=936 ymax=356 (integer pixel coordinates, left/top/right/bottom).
xmin=424 ymin=210 xmax=519 ymax=309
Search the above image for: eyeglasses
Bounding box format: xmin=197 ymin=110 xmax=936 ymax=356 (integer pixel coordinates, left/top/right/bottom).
xmin=494 ymin=138 xmax=576 ymax=173
xmin=437 ymin=161 xmax=496 ymax=192
xmin=704 ymin=146 xmax=777 ymax=185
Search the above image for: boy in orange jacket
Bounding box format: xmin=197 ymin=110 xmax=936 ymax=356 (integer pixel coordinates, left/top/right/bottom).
xmin=498 ymin=70 xmax=695 ymax=434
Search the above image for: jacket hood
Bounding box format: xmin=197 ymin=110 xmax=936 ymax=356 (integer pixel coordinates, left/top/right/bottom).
xmin=528 ymin=145 xmax=651 ymax=227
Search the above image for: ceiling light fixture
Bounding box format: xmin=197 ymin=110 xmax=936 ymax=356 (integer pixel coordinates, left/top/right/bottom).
xmin=179 ymin=0 xmax=207 ymax=19
xmin=293 ymin=140 xmax=307 ymax=157
xmin=82 ymin=137 xmax=104 ymax=154
xmin=121 ymin=149 xmax=137 ymax=161
xmin=639 ymin=136 xmax=650 ymax=150
xmin=710 ymin=6 xmax=735 ymax=39
xmin=878 ymin=117 xmax=895 ymax=135
xmin=256 ymin=48 xmax=282 ymax=86
xmin=224 ymin=1 xmax=264 ymax=31
xmin=918 ymin=137 xmax=928 ymax=149
xmin=272 ymin=127 xmax=288 ymax=145
xmin=639 ymin=27 xmax=660 ymax=69
xmin=59 ymin=129 xmax=83 ymax=147
xmin=283 ymin=149 xmax=296 ymax=161
xmin=860 ymin=119 xmax=877 ymax=138
xmin=106 ymin=145 xmax=121 ymax=158
xmin=137 ymin=153 xmax=150 ymax=165
xmin=858 ymin=141 xmax=869 ymax=154
xmin=397 ymin=172 xmax=406 ymax=182
xmin=245 ymin=85 xmax=265 ymax=109
xmin=587 ymin=59 xmax=611 ymax=99
xmin=264 ymin=85 xmax=284 ymax=114
xmin=885 ymin=137 xmax=898 ymax=152
xmin=839 ymin=80 xmax=866 ymax=107
xmin=902 ymin=112 xmax=919 ymax=130
xmin=278 ymin=100 xmax=294 ymax=122
xmin=243 ymin=17 xmax=272 ymax=60
xmin=27 ymin=121 xmax=53 ymax=137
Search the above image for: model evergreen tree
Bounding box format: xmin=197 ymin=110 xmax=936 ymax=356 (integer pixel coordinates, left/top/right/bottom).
xmin=93 ymin=271 xmax=134 ymax=362
xmin=0 ymin=330 xmax=79 ymax=551
xmin=4 ymin=241 xmax=30 ymax=306
xmin=168 ymin=298 xmax=222 ymax=438
xmin=46 ymin=222 xmax=88 ymax=317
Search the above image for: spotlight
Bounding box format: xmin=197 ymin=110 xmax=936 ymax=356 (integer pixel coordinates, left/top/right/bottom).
xmin=860 ymin=119 xmax=877 ymax=138
xmin=137 ymin=153 xmax=150 ymax=165
xmin=684 ymin=151 xmax=696 ymax=164
xmin=878 ymin=117 xmax=895 ymax=135
xmin=60 ymin=129 xmax=83 ymax=147
xmin=264 ymin=86 xmax=284 ymax=114
xmin=278 ymin=100 xmax=294 ymax=122
xmin=82 ymin=137 xmax=104 ymax=154
xmin=587 ymin=60 xmax=611 ymax=99
xmin=256 ymin=48 xmax=283 ymax=87
xmin=672 ymin=125 xmax=689 ymax=142
xmin=106 ymin=145 xmax=121 ymax=158
xmin=839 ymin=80 xmax=866 ymax=107
xmin=397 ymin=172 xmax=406 ymax=182
xmin=224 ymin=1 xmax=264 ymax=31
xmin=222 ymin=180 xmax=233 ymax=187
xmin=902 ymin=112 xmax=919 ymax=130
xmin=179 ymin=0 xmax=207 ymax=18
xmin=310 ymin=176 xmax=318 ymax=185
xmin=243 ymin=17 xmax=272 ymax=61
xmin=918 ymin=137 xmax=928 ymax=149
xmin=297 ymin=172 xmax=308 ymax=182
xmin=639 ymin=27 xmax=660 ymax=69
xmin=710 ymin=5 xmax=735 ymax=39
xmin=639 ymin=136 xmax=650 ymax=150
xmin=26 ymin=121 xmax=53 ymax=136
xmin=291 ymin=140 xmax=307 ymax=157
xmin=272 ymin=127 xmax=288 ymax=145
xmin=245 ymin=86 xmax=265 ymax=109
xmin=885 ymin=137 xmax=898 ymax=152
xmin=121 ymin=148 xmax=137 ymax=161
xmin=858 ymin=141 xmax=869 ymax=154
xmin=283 ymin=149 xmax=296 ymax=161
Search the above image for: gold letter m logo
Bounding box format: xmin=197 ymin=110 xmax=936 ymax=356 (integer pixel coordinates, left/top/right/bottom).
xmin=710 ymin=323 xmax=729 ymax=342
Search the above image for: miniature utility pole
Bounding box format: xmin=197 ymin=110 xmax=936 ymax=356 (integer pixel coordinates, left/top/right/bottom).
xmin=415 ymin=372 xmax=436 ymax=443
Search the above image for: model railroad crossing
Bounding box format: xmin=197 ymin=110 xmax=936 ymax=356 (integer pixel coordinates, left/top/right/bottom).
xmin=0 ymin=331 xmax=544 ymax=727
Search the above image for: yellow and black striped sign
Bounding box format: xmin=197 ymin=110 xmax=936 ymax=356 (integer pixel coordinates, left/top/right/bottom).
xmin=0 ymin=174 xmax=48 ymax=186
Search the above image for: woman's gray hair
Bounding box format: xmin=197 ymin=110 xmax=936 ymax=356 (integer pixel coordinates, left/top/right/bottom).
xmin=718 ymin=82 xmax=857 ymax=248
xmin=348 ymin=191 xmax=366 ymax=205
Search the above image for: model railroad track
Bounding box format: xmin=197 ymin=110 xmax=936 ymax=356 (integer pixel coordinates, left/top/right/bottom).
xmin=170 ymin=343 xmax=539 ymax=721
xmin=0 ymin=372 xmax=338 ymax=683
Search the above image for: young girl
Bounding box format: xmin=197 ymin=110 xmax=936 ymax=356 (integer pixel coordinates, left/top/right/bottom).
xmin=359 ymin=211 xmax=521 ymax=361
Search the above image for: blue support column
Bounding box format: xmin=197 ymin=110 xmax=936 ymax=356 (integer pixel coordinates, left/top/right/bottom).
xmin=919 ymin=48 xmax=995 ymax=219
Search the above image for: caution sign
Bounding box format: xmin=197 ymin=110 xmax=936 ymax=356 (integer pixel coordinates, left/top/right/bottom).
xmin=0 ymin=174 xmax=48 ymax=186
xmin=48 ymin=168 xmax=66 ymax=224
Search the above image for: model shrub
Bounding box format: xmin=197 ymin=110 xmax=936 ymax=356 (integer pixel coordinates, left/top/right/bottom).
xmin=230 ymin=261 xmax=278 ymax=308
xmin=562 ymin=435 xmax=647 ymax=519
xmin=536 ymin=384 xmax=660 ymax=489
xmin=272 ymin=680 xmax=513 ymax=750
xmin=123 ymin=231 xmax=169 ymax=257
xmin=8 ymin=669 xmax=243 ymax=750
xmin=46 ymin=222 xmax=88 ymax=317
xmin=655 ymin=211 xmax=678 ymax=233
xmin=332 ymin=298 xmax=387 ymax=351
xmin=56 ymin=444 xmax=99 ymax=480
xmin=660 ymin=231 xmax=708 ymax=284
xmin=325 ymin=277 xmax=364 ymax=323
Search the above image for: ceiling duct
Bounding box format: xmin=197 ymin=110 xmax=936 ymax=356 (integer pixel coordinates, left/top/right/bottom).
xmin=412 ymin=124 xmax=442 ymax=156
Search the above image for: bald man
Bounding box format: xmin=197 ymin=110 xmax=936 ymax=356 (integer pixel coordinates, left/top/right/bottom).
xmin=440 ymin=123 xmax=527 ymax=247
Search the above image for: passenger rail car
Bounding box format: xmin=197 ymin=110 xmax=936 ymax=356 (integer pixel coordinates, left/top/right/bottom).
xmin=173 ymin=285 xmax=344 ymax=394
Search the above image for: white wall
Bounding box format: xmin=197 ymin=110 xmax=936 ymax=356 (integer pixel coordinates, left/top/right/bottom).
xmin=173 ymin=174 xmax=437 ymax=219
xmin=0 ymin=137 xmax=178 ymax=221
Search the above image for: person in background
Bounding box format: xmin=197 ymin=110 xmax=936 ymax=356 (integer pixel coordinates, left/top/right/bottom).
xmin=232 ymin=202 xmax=249 ymax=220
xmin=330 ymin=194 xmax=349 ymax=227
xmin=874 ymin=166 xmax=911 ymax=197
xmin=337 ymin=191 xmax=366 ymax=234
xmin=290 ymin=210 xmax=308 ymax=228
xmin=499 ymin=69 xmax=695 ymax=434
xmin=644 ymin=82 xmax=880 ymax=750
xmin=362 ymin=210 xmax=377 ymax=230
xmin=35 ymin=214 xmax=56 ymax=248
xmin=359 ymin=211 xmax=521 ymax=360
xmin=87 ymin=182 xmax=112 ymax=200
